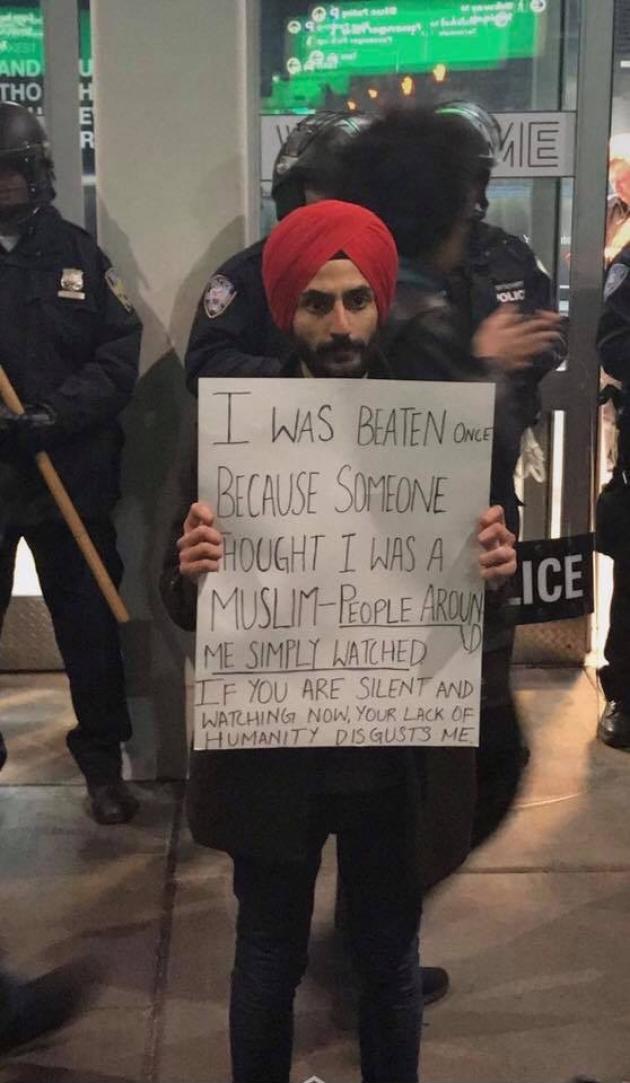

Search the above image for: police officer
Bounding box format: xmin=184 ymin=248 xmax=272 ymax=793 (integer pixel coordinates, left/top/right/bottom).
xmin=432 ymin=102 xmax=564 ymax=814
xmin=184 ymin=111 xmax=371 ymax=391
xmin=438 ymin=100 xmax=565 ymax=533
xmin=338 ymin=104 xmax=564 ymax=852
xmin=595 ymin=247 xmax=630 ymax=748
xmin=0 ymin=103 xmax=141 ymax=824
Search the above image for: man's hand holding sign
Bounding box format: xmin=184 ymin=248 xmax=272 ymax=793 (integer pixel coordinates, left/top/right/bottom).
xmin=178 ymin=502 xmax=514 ymax=584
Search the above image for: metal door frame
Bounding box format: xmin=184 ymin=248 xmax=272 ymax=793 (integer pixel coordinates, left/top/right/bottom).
xmin=517 ymin=0 xmax=614 ymax=664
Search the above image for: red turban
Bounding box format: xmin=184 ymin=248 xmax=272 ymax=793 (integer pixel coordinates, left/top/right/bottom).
xmin=262 ymin=199 xmax=399 ymax=334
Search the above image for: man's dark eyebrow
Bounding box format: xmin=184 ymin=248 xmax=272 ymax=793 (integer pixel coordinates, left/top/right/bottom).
xmin=299 ymin=288 xmax=334 ymax=301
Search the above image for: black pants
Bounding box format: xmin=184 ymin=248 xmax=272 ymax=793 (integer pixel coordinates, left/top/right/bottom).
xmin=230 ymin=787 xmax=423 ymax=1083
xmin=0 ymin=518 xmax=131 ymax=783
xmin=473 ymin=644 xmax=525 ymax=850
xmin=599 ymin=554 xmax=630 ymax=704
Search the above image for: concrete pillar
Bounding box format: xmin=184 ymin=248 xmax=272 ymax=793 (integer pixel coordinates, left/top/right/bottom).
xmin=91 ymin=0 xmax=255 ymax=777
xmin=41 ymin=0 xmax=85 ymax=227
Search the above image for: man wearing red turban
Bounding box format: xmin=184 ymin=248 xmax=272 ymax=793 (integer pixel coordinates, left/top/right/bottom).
xmin=262 ymin=198 xmax=398 ymax=335
xmin=162 ymin=199 xmax=516 ymax=1083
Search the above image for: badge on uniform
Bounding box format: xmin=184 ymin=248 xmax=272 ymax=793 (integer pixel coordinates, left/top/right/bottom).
xmin=604 ymin=262 xmax=629 ymax=301
xmin=494 ymin=279 xmax=526 ymax=304
xmin=204 ymin=274 xmax=237 ymax=319
xmin=58 ymin=267 xmax=85 ymax=300
xmin=105 ymin=267 xmax=134 ymax=312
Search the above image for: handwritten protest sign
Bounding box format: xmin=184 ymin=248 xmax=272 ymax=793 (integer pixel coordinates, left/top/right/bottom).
xmin=195 ymin=379 xmax=495 ymax=752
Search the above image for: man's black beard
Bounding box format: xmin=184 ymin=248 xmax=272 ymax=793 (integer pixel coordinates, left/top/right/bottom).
xmin=295 ymin=334 xmax=377 ymax=378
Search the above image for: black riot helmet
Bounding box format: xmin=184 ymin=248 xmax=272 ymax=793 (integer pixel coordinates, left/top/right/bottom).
xmin=271 ymin=110 xmax=371 ymax=220
xmin=0 ymin=102 xmax=55 ymax=227
xmin=435 ymin=101 xmax=501 ymax=217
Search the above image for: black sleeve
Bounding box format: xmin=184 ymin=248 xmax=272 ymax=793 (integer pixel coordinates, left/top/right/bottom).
xmin=45 ymin=249 xmax=141 ymax=434
xmin=184 ymin=259 xmax=287 ymax=393
xmin=516 ymin=240 xmax=566 ymax=380
xmin=387 ymin=302 xmax=484 ymax=383
xmin=597 ymin=249 xmax=630 ymax=382
xmin=503 ymin=240 xmax=566 ymax=432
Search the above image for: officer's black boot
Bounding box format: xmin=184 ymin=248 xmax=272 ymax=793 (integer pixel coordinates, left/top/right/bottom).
xmin=597 ymin=701 xmax=630 ymax=749
xmin=87 ymin=780 xmax=139 ymax=825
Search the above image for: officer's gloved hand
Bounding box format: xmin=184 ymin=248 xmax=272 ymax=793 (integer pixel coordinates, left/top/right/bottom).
xmin=14 ymin=403 xmax=59 ymax=454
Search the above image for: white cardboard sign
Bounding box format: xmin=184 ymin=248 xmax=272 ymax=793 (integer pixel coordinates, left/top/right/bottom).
xmin=195 ymin=379 xmax=495 ymax=753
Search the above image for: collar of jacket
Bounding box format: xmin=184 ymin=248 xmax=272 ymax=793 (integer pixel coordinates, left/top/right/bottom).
xmin=398 ymin=256 xmax=447 ymax=296
xmin=2 ymin=204 xmax=65 ymax=259
xmin=280 ymin=349 xmax=394 ymax=380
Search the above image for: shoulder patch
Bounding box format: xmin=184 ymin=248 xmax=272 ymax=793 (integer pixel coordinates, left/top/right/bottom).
xmin=604 ymin=262 xmax=629 ymax=301
xmin=105 ymin=267 xmax=134 ymax=312
xmin=204 ymin=274 xmax=237 ymax=319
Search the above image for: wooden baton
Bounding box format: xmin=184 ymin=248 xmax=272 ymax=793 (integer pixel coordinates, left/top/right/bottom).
xmin=0 ymin=364 xmax=130 ymax=624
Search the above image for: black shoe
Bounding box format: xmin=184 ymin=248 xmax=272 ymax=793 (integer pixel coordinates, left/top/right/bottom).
xmin=422 ymin=965 xmax=449 ymax=1006
xmin=87 ymin=780 xmax=139 ymax=825
xmin=597 ymin=701 xmax=630 ymax=749
xmin=0 ymin=731 xmax=6 ymax=772
xmin=0 ymin=958 xmax=102 ymax=1054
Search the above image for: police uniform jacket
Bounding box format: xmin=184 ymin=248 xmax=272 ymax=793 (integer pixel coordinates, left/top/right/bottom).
xmin=184 ymin=239 xmax=290 ymax=393
xmin=598 ymin=245 xmax=630 ymax=385
xmin=598 ymin=246 xmax=630 ymax=465
xmin=449 ymin=220 xmax=564 ymax=455
xmin=386 ymin=259 xmax=520 ymax=537
xmin=0 ymin=205 xmax=141 ymax=526
xmin=160 ymin=352 xmax=476 ymax=897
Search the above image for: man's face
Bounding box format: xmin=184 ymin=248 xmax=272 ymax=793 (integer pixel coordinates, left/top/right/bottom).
xmin=292 ymin=258 xmax=379 ymax=378
xmin=610 ymin=159 xmax=630 ymax=204
xmin=0 ymin=166 xmax=28 ymax=212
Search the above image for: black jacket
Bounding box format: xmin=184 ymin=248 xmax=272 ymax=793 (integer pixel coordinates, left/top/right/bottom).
xmin=598 ymin=244 xmax=630 ymax=385
xmin=385 ymin=259 xmax=522 ymax=538
xmin=449 ymin=220 xmax=564 ymax=440
xmin=160 ymin=353 xmax=476 ymax=894
xmin=184 ymin=239 xmax=289 ymax=393
xmin=0 ymin=206 xmax=141 ymax=525
xmin=598 ymin=245 xmax=630 ymax=467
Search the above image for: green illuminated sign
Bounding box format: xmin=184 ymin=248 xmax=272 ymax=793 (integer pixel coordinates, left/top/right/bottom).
xmin=0 ymin=8 xmax=43 ymax=73
xmin=263 ymin=1 xmax=546 ymax=113
xmin=0 ymin=6 xmax=91 ymax=75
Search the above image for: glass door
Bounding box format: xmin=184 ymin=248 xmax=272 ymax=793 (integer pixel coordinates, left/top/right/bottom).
xmin=259 ymin=0 xmax=615 ymax=664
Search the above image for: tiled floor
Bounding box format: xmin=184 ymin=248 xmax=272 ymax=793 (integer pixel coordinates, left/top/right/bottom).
xmin=1 ymin=668 xmax=629 ymax=1083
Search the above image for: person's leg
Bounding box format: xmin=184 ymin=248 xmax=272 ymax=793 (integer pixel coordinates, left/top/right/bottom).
xmin=0 ymin=967 xmax=20 ymax=1042
xmin=333 ymin=870 xmax=448 ymax=1012
xmin=0 ymin=526 xmax=21 ymax=770
xmin=473 ymin=645 xmax=526 ymax=850
xmin=0 ymin=959 xmax=101 ymax=1053
xmin=25 ymin=519 xmax=136 ymax=819
xmin=599 ymin=554 xmax=630 ymax=746
xmin=600 ymin=554 xmax=630 ymax=697
xmin=230 ymin=838 xmax=324 ymax=1083
xmin=473 ymin=701 xmax=525 ymax=849
xmin=335 ymin=787 xmax=423 ymax=1083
